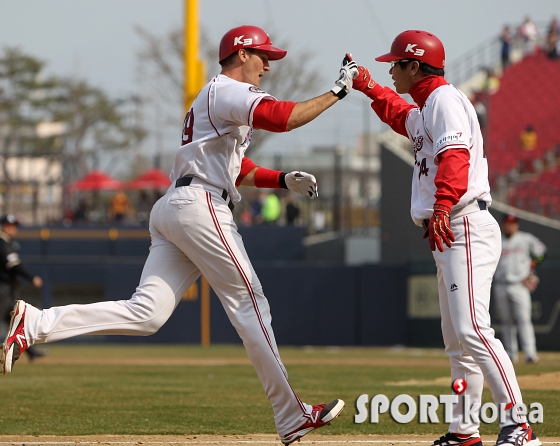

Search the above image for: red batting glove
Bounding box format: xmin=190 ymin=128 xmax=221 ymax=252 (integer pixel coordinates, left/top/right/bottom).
xmin=422 ymin=204 xmax=455 ymax=252
xmin=352 ymin=66 xmax=377 ymax=95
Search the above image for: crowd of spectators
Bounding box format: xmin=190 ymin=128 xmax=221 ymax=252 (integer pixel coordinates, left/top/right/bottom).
xmin=65 ymin=189 xmax=164 ymax=226
xmin=240 ymin=191 xmax=302 ymax=227
xmin=500 ymin=15 xmax=560 ymax=70
xmin=473 ymin=16 xmax=560 ymax=132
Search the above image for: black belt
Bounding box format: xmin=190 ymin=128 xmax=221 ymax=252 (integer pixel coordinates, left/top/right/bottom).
xmin=423 ymin=200 xmax=486 ymax=230
xmin=175 ymin=176 xmax=234 ymax=211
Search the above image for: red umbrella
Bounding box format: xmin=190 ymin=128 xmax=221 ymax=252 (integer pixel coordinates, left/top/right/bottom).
xmin=124 ymin=168 xmax=171 ymax=190
xmin=69 ymin=169 xmax=123 ymax=191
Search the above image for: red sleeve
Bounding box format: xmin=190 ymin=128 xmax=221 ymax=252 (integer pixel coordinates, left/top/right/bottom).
xmin=368 ymin=84 xmax=417 ymax=138
xmin=235 ymin=157 xmax=257 ymax=186
xmin=253 ymin=99 xmax=297 ymax=133
xmin=434 ymin=149 xmax=470 ymax=209
xmin=254 ymin=167 xmax=282 ymax=188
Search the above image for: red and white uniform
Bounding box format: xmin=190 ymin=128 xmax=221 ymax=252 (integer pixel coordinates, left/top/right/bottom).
xmin=21 ymin=74 xmax=312 ymax=436
xmin=368 ymin=76 xmax=525 ymax=434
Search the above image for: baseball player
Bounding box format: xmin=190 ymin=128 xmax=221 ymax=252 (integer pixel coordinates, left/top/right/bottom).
xmin=351 ymin=30 xmax=540 ymax=446
xmin=493 ymin=214 xmax=546 ymax=364
xmin=1 ymin=25 xmax=356 ymax=445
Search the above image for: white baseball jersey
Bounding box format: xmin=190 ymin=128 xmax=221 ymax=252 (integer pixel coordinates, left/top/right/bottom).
xmin=404 ymin=85 xmax=491 ymax=226
xmin=494 ymin=231 xmax=547 ymax=283
xmin=171 ymin=74 xmax=274 ymax=203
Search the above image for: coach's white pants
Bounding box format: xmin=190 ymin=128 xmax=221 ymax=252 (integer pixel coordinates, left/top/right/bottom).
xmin=434 ymin=209 xmax=525 ymax=435
xmin=493 ymin=283 xmax=537 ymax=362
xmin=23 ymin=180 xmax=312 ymax=436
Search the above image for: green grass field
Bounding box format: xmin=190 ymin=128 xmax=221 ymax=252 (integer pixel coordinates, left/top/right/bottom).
xmin=1 ymin=344 xmax=558 ymax=436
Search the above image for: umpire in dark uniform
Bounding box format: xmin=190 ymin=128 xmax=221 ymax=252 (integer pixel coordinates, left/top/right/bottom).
xmin=0 ymin=214 xmax=47 ymax=360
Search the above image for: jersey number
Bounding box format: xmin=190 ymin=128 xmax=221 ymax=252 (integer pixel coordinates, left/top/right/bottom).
xmin=418 ymin=158 xmax=429 ymax=179
xmin=182 ymin=109 xmax=194 ymax=145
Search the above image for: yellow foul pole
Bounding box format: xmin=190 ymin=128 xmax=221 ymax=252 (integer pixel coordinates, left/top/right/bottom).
xmin=184 ymin=0 xmax=206 ymax=114
xmin=200 ymin=277 xmax=211 ymax=347
xmin=184 ymin=0 xmax=210 ymax=346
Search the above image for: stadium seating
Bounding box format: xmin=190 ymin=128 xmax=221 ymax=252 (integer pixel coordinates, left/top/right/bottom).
xmin=477 ymin=52 xmax=560 ymax=217
xmin=506 ymin=166 xmax=560 ymax=217
xmin=485 ymin=53 xmax=560 ymax=182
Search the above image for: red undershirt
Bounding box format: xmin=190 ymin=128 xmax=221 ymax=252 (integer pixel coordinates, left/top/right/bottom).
xmin=252 ymin=98 xmax=296 ymax=132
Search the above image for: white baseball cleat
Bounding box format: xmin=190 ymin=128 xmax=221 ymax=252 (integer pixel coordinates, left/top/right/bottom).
xmin=495 ymin=423 xmax=541 ymax=446
xmin=1 ymin=300 xmax=29 ymax=375
xmin=280 ymin=399 xmax=345 ymax=445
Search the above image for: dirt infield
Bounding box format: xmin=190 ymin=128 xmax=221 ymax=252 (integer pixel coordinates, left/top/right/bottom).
xmin=0 ymin=435 xmax=559 ymax=445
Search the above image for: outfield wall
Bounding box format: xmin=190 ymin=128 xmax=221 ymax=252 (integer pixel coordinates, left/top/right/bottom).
xmin=17 ymin=250 xmax=560 ymax=351
xmin=18 ymin=258 xmax=409 ymax=347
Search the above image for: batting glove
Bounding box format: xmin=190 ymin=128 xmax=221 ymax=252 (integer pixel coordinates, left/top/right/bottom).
xmin=331 ymin=53 xmax=359 ymax=99
xmin=422 ymin=204 xmax=455 ymax=252
xmin=352 ymin=66 xmax=377 ymax=94
xmin=284 ymin=171 xmax=318 ymax=199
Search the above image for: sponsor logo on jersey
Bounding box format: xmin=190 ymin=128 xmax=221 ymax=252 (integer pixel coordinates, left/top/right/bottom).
xmin=248 ymin=86 xmax=265 ymax=93
xmin=435 ymin=131 xmax=466 ymax=151
xmin=234 ymin=35 xmax=253 ymax=46
xmin=450 ymin=283 xmax=458 ymax=292
xmin=405 ymin=43 xmax=425 ymax=57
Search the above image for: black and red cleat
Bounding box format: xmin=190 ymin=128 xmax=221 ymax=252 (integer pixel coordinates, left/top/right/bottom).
xmin=432 ymin=433 xmax=482 ymax=446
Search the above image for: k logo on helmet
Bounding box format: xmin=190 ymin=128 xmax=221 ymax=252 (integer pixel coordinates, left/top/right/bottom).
xmin=233 ymin=35 xmax=253 ymax=46
xmin=405 ymin=44 xmax=425 ymax=56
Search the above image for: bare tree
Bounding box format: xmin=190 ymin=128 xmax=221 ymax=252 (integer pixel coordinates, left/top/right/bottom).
xmin=135 ymin=26 xmax=323 ymax=154
xmin=46 ymin=79 xmax=146 ymax=178
xmin=0 ymin=47 xmax=146 ymax=220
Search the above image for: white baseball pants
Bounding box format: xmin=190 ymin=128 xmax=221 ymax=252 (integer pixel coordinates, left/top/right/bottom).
xmin=23 ymin=178 xmax=311 ymax=436
xmin=433 ymin=209 xmax=525 ymax=435
xmin=493 ymin=283 xmax=537 ymax=362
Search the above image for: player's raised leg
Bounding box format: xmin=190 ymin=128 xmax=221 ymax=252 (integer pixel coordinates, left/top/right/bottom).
xmin=1 ymin=235 xmax=200 ymax=374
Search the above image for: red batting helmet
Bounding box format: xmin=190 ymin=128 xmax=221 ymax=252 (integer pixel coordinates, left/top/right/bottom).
xmin=376 ymin=30 xmax=445 ymax=69
xmin=219 ymin=25 xmax=287 ymax=63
